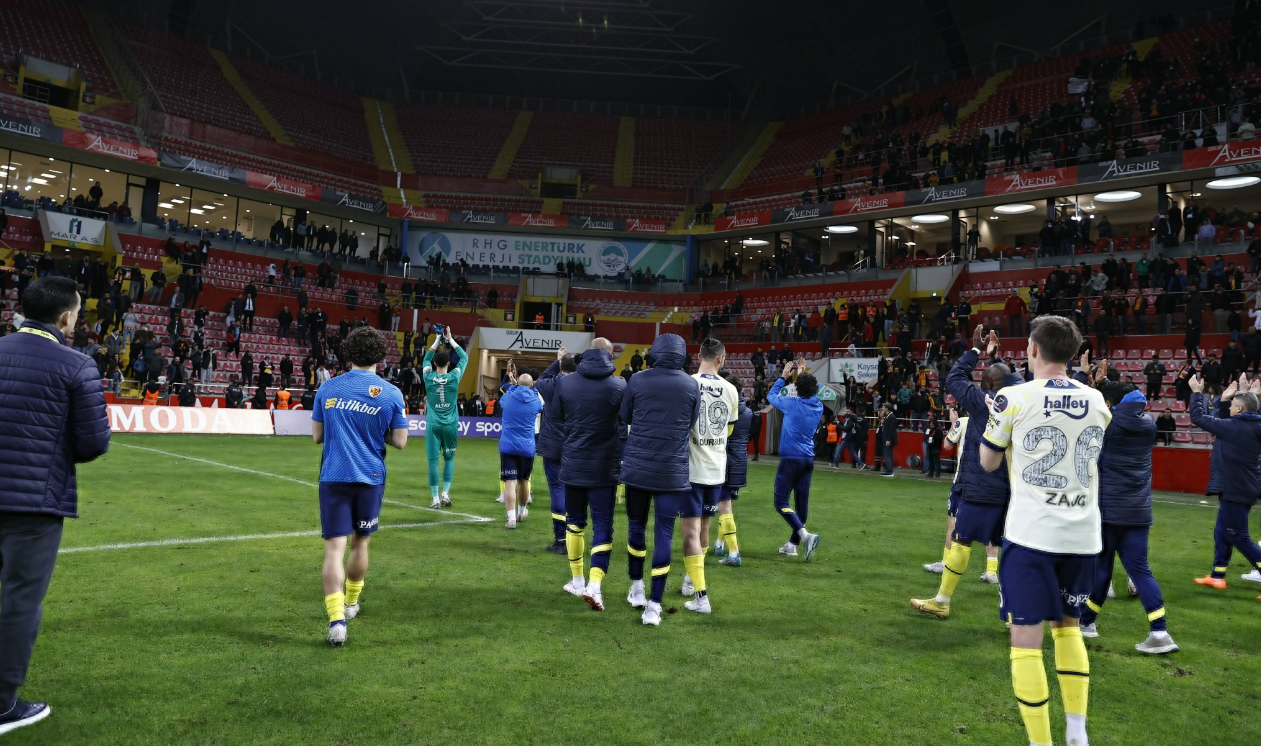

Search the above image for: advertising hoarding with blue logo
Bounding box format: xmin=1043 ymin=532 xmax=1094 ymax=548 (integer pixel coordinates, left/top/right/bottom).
xmin=406 ymin=230 xmax=686 ymax=279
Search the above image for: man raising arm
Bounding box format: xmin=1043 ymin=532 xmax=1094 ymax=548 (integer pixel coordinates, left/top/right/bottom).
xmin=422 ymin=326 xmax=466 ymax=508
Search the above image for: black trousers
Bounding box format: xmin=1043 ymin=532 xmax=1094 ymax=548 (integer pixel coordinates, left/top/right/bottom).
xmin=0 ymin=513 xmax=64 ymax=705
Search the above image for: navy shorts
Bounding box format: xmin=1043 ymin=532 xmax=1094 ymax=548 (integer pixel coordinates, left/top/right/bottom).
xmin=319 ymin=482 xmax=385 ymax=540
xmin=687 ymin=483 xmax=723 ymax=518
xmin=998 ymin=540 xmax=1096 ymax=625
xmin=720 ymin=485 xmax=741 ymax=502
xmin=946 ymin=484 xmax=963 ymax=517
xmin=952 ymin=500 xmax=1006 ymax=546
xmin=500 ymin=452 xmax=535 ymax=481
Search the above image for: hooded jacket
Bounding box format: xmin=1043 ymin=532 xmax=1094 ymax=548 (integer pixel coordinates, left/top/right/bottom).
xmin=946 ymin=347 xmax=1021 ymax=505
xmin=535 ymin=360 xmax=566 ymax=462
xmin=499 ymin=383 xmax=544 ymax=457
xmin=724 ymin=402 xmax=753 ymax=488
xmin=767 ymin=377 xmax=823 ymax=459
xmin=1190 ymin=391 xmax=1261 ymax=505
xmin=1096 ymin=392 xmax=1157 ymax=525
xmin=0 ymin=320 xmax=111 ymax=517
xmin=619 ymin=334 xmax=700 ymax=492
xmin=556 ymin=348 xmax=625 ymax=486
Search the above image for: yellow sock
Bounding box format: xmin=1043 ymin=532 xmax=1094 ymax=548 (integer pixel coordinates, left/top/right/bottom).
xmin=937 ymin=542 xmax=972 ymax=602
xmin=1053 ymin=626 xmax=1090 ymax=719
xmin=986 ymin=554 xmax=999 ymax=576
xmin=719 ymin=513 xmax=740 ymax=554
xmin=684 ymin=554 xmax=707 ymax=593
xmin=1011 ymin=648 xmax=1053 ymax=746
xmin=344 ymin=579 xmax=364 ymax=606
xmin=324 ymin=591 xmax=345 ymax=624
xmin=565 ymin=525 xmax=585 ymax=579
xmin=589 ymin=566 xmax=605 ymax=584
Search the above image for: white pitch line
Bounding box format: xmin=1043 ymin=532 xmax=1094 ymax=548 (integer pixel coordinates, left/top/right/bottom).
xmin=60 ymin=518 xmax=488 ymax=554
xmin=113 ymin=442 xmax=493 ymax=522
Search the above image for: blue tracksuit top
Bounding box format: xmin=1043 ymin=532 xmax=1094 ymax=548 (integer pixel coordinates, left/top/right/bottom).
xmin=499 ymin=383 xmax=544 ymax=456
xmin=768 ymin=377 xmax=823 ymax=459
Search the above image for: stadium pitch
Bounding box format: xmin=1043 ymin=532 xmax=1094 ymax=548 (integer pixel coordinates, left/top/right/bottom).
xmin=22 ymin=434 xmax=1261 ymax=745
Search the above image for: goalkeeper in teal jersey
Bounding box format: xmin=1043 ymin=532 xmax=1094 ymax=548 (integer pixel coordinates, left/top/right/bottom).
xmin=422 ymin=326 xmax=466 ymax=508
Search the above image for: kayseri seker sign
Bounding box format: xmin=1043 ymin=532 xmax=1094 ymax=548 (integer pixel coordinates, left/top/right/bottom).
xmin=829 ymin=356 xmax=881 ymax=384
xmin=44 ymin=211 xmax=107 ymax=247
xmin=476 ymin=328 xmax=594 ymax=352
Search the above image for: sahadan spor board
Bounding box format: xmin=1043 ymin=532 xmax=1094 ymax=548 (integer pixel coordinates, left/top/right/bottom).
xmin=406 ymin=230 xmax=686 ymax=280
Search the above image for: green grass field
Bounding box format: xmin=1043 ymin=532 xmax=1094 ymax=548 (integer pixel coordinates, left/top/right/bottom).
xmin=18 ymin=434 xmax=1261 ymax=745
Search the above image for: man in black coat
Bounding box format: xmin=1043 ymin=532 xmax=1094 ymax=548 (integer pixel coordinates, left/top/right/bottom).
xmin=1189 ymin=373 xmax=1261 ymax=590
xmin=1245 ymin=329 xmax=1261 ymax=374
xmin=1222 ymin=339 xmax=1244 ymax=382
xmin=277 ymin=306 xmax=293 ymax=341
xmin=554 ymin=339 xmax=625 ymax=610
xmin=0 ymin=277 xmax=110 ymax=734
xmin=224 ymin=377 xmax=245 ymax=408
xmin=618 ymin=334 xmax=699 ymax=626
xmin=1143 ymin=355 xmax=1167 ymax=400
xmin=1071 ymin=374 xmax=1177 ymax=654
xmin=878 ymin=402 xmax=899 ymax=476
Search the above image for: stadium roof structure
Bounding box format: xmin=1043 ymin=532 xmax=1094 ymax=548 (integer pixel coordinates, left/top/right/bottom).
xmin=123 ymin=0 xmax=1217 ymax=113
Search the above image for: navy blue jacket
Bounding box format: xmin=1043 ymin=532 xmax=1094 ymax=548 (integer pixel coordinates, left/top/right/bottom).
xmin=724 ymin=403 xmax=752 ymax=488
xmin=536 ymin=360 xmax=566 ymax=462
xmin=879 ymin=411 xmax=899 ymax=446
xmin=619 ymin=334 xmax=700 ymax=492
xmin=556 ymin=349 xmax=625 ymax=487
xmin=945 ymin=347 xmax=1019 ymax=505
xmin=1097 ymin=394 xmax=1157 ymax=526
xmin=1190 ymin=391 xmax=1261 ymax=505
xmin=0 ymin=320 xmax=111 ymax=517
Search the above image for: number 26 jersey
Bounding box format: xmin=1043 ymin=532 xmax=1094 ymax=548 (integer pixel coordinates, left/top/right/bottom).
xmin=982 ymin=378 xmax=1110 ymax=555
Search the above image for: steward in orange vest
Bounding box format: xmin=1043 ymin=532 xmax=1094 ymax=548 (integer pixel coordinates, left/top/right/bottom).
xmin=275 ymin=388 xmax=291 ymax=410
xmin=142 ymin=382 xmax=161 ymax=405
xmin=826 ymin=422 xmax=838 ymax=443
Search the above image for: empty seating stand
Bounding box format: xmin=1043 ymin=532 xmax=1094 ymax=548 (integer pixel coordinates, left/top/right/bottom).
xmin=122 ymin=28 xmax=270 ymax=139
xmin=0 ymin=0 xmax=121 ymax=99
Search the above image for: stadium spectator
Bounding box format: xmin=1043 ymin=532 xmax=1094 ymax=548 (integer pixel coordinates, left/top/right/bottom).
xmin=1143 ymin=355 xmax=1167 ymax=400
xmin=1189 ymin=373 xmax=1261 ymax=590
xmin=874 ymin=402 xmax=898 ymax=477
xmin=0 ymin=276 xmax=110 ymax=735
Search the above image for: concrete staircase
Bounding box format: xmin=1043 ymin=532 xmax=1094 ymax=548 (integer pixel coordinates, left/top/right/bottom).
xmin=927 ymin=69 xmax=1012 ymax=145
xmin=489 ymin=111 xmax=533 ymax=179
xmin=613 ymin=116 xmax=636 ymax=187
xmin=721 ymin=121 xmax=783 ymax=190
xmin=363 ymin=98 xmax=414 ymax=173
xmin=208 ymin=49 xmax=293 ymax=146
xmin=1108 ymin=37 xmax=1161 ymax=103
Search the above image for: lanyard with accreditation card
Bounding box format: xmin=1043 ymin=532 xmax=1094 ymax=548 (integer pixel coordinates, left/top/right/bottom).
xmin=18 ymin=326 xmax=62 ymax=344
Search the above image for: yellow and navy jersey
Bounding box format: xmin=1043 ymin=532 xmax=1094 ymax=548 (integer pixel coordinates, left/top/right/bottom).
xmin=982 ymin=378 xmax=1110 ymax=555
xmin=947 ymin=415 xmax=968 ymax=484
xmin=313 ymin=370 xmax=408 ymax=485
